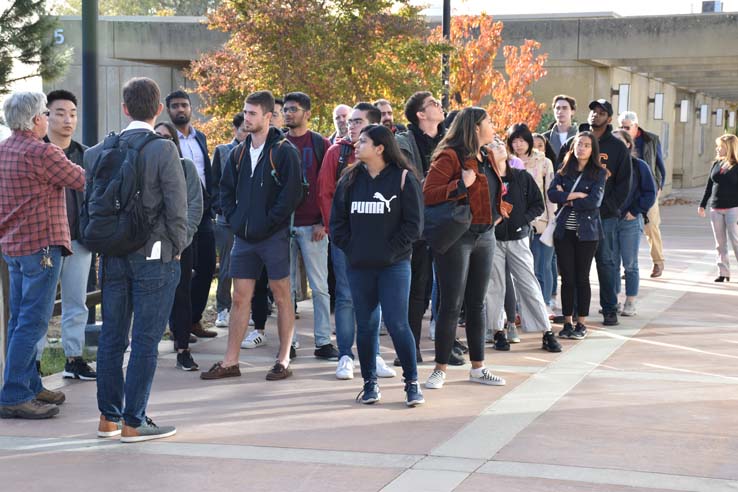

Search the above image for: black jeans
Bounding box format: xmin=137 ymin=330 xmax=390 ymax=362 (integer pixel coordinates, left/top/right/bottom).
xmin=504 ymin=262 xmax=516 ymax=324
xmin=170 ymin=244 xmax=194 ymax=349
xmin=251 ymin=267 xmax=269 ymax=330
xmin=191 ymin=217 xmax=216 ymax=324
xmin=554 ymin=230 xmax=598 ymax=318
xmin=434 ymin=230 xmax=494 ymax=364
xmin=408 ymin=240 xmax=433 ymax=349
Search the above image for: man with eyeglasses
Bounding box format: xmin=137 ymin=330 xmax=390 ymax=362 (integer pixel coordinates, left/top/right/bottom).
xmin=395 ymin=91 xmax=450 ymax=365
xmin=618 ymin=110 xmax=666 ymax=278
xmin=318 ymin=102 xmax=397 ymax=380
xmin=373 ymin=99 xmax=406 ymax=134
xmin=0 ymin=91 xmax=85 ymax=419
xmin=329 ymin=104 xmax=351 ymax=144
xmin=166 ymin=90 xmax=218 ymax=340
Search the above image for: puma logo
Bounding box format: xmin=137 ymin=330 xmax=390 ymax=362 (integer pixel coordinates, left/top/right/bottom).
xmin=372 ymin=192 xmax=397 ymax=212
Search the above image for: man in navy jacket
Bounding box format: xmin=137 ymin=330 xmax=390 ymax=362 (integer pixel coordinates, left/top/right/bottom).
xmin=167 ymin=90 xmax=217 ymax=339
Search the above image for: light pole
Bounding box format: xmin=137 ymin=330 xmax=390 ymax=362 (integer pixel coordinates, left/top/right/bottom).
xmin=82 ymin=0 xmax=98 ymax=146
xmin=441 ymin=0 xmax=451 ymax=111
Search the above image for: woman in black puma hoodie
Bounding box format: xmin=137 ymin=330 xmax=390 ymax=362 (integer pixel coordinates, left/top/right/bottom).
xmin=330 ymin=124 xmax=425 ymax=407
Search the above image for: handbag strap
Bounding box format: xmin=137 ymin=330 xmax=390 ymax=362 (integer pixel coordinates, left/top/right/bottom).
xmin=553 ymin=173 xmax=584 ymax=220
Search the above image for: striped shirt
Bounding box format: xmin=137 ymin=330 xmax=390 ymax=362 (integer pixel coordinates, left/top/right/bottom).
xmin=0 ymin=130 xmax=85 ymax=256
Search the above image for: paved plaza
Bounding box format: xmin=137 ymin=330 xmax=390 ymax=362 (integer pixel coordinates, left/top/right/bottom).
xmin=1 ymin=190 xmax=736 ymax=492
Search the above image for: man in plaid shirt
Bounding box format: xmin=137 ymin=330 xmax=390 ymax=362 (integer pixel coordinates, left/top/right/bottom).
xmin=0 ymin=91 xmax=85 ymax=420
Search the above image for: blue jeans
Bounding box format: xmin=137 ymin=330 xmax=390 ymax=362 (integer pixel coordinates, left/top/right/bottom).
xmin=530 ymin=233 xmax=554 ymax=305
xmin=1 ymin=247 xmax=62 ymax=406
xmin=290 ymin=225 xmax=332 ymax=347
xmin=596 ymin=217 xmax=619 ymax=315
xmin=347 ymin=260 xmax=417 ymax=382
xmin=430 ymin=261 xmax=439 ymax=321
xmin=331 ymin=245 xmax=379 ymax=359
xmin=615 ymin=216 xmax=643 ymax=297
xmin=96 ymin=254 xmax=180 ymax=427
xmin=215 ymin=216 xmax=234 ymax=312
xmin=36 ymin=240 xmax=92 ymax=359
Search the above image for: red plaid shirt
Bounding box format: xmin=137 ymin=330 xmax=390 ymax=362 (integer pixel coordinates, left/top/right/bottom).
xmin=0 ymin=130 xmax=85 ymax=256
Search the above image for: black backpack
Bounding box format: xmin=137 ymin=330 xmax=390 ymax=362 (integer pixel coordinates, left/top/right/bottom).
xmin=79 ymin=132 xmax=162 ymax=256
xmin=335 ymin=141 xmax=353 ymax=182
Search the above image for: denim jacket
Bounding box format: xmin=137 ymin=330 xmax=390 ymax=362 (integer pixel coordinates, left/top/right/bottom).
xmin=547 ymin=167 xmax=607 ymax=241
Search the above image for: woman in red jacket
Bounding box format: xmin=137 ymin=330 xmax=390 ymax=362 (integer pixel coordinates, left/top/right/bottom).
xmin=422 ymin=107 xmax=509 ymax=390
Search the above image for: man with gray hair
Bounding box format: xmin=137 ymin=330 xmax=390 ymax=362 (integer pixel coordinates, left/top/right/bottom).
xmin=329 ymin=104 xmax=351 ymax=144
xmin=0 ymin=91 xmax=85 ymax=419
xmin=618 ymin=110 xmax=666 ymax=277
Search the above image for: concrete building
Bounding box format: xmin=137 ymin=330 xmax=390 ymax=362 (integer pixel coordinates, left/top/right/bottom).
xmin=45 ymin=12 xmax=738 ymax=192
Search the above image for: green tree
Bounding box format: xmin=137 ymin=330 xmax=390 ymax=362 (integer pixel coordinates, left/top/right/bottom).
xmin=0 ymin=0 xmax=71 ymax=94
xmin=52 ymin=0 xmax=221 ymax=16
xmin=187 ymin=0 xmax=447 ymax=143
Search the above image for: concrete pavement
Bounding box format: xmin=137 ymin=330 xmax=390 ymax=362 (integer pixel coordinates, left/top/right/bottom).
xmin=1 ymin=192 xmax=736 ymax=492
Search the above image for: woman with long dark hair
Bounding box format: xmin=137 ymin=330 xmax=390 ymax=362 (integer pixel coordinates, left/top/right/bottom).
xmin=423 ymin=107 xmax=509 ymax=390
xmin=699 ymin=134 xmax=738 ymax=282
xmin=330 ymin=124 xmax=425 ymax=406
xmin=154 ymin=122 xmax=203 ymax=371
xmin=548 ymin=132 xmax=607 ymax=339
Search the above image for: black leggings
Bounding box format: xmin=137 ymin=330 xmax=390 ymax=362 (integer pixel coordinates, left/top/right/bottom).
xmin=434 ymin=230 xmax=494 ymax=365
xmin=408 ymin=240 xmax=433 ymax=349
xmin=554 ymin=230 xmax=598 ymax=318
xmin=170 ymin=244 xmax=194 ymax=349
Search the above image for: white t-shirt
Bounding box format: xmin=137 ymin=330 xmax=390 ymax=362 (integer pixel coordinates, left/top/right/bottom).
xmin=250 ymin=142 xmax=264 ymax=177
xmin=557 ymin=131 xmax=569 ymax=146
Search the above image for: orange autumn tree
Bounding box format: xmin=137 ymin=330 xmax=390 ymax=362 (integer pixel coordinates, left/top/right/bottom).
xmin=187 ymin=0 xmax=447 ymax=143
xmin=434 ymin=14 xmax=548 ymax=132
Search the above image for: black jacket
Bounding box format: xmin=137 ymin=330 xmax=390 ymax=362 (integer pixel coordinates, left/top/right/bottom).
xmin=211 ymin=138 xmax=239 ymax=216
xmin=495 ymin=168 xmax=544 ymax=241
xmin=221 ymin=128 xmax=303 ymax=242
xmin=44 ymin=137 xmax=86 ymax=240
xmin=330 ymin=164 xmax=423 ymax=269
xmin=189 ymin=129 xmax=214 ymax=219
xmin=548 ymin=167 xmax=607 ymax=242
xmin=700 ymin=161 xmax=738 ymax=210
xmin=558 ymin=124 xmax=632 ymax=220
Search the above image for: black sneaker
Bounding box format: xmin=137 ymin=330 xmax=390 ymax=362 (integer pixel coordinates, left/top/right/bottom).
xmin=394 ymin=351 xmax=423 ymax=367
xmin=493 ymin=330 xmax=510 ymax=351
xmin=290 ymin=344 xmax=297 ymax=360
xmin=558 ymin=322 xmax=575 ymax=339
xmin=176 ymin=350 xmax=199 ymax=371
xmin=542 ymin=331 xmax=562 ymax=352
xmin=62 ymin=357 xmax=97 ymax=381
xmin=603 ymin=312 xmax=619 ymax=326
xmin=314 ymin=343 xmax=339 ymax=361
xmin=572 ymin=323 xmax=588 ymax=340
xmin=448 ymin=347 xmax=466 ymax=366
xmin=453 ymin=339 xmax=469 ymax=354
xmin=356 ymin=380 xmax=381 ymax=404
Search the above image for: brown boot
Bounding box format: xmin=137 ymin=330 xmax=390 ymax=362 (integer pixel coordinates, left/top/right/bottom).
xmin=191 ymin=321 xmax=217 ymax=338
xmin=0 ymin=399 xmax=59 ymax=419
xmin=650 ymin=263 xmax=663 ymax=278
xmin=36 ymin=387 xmax=66 ymax=405
xmin=98 ymin=415 xmax=123 ymax=438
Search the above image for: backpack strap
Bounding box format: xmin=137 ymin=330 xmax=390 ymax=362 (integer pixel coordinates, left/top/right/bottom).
xmin=336 ymin=142 xmax=353 ymax=182
xmin=401 ymin=169 xmax=408 ymax=191
xmin=310 ymin=131 xmax=326 ymax=171
xmin=268 ymin=138 xmax=289 ymax=185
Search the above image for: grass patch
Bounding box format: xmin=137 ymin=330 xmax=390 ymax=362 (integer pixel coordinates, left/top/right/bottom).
xmin=39 ymin=347 xmax=97 ymax=377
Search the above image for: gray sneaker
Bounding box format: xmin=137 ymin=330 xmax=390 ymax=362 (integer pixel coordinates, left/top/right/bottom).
xmin=621 ymin=300 xmax=637 ymax=317
xmin=121 ymin=417 xmax=176 ymax=443
xmin=506 ymin=323 xmax=521 ymax=343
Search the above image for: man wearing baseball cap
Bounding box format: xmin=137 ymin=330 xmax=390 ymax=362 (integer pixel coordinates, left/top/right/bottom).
xmin=558 ymin=98 xmax=632 ymax=326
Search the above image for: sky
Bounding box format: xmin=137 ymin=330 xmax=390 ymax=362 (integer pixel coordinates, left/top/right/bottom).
xmin=416 ymin=0 xmax=738 ymax=17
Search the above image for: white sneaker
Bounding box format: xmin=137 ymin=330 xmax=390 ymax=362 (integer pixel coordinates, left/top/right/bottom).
xmin=375 ymin=355 xmax=396 ymax=378
xmin=425 ymin=369 xmax=446 ymax=389
xmin=621 ymin=300 xmax=637 ymax=317
xmin=429 ymin=319 xmax=436 ymax=341
xmin=336 ymin=355 xmax=354 ymax=380
xmin=241 ymin=330 xmax=267 ymax=349
xmin=469 ymin=367 xmax=506 ymax=386
xmin=215 ymin=310 xmax=229 ymax=327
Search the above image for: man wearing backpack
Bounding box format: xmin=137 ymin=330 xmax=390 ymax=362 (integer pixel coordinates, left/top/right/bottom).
xmin=317 ymin=102 xmax=397 ymax=380
xmin=201 ymin=90 xmax=303 ymax=381
xmin=88 ymin=77 xmax=188 ymax=442
xmin=166 ymin=90 xmax=218 ymax=339
xmin=280 ymin=92 xmax=338 ymax=360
